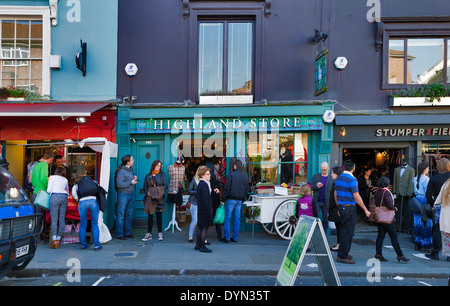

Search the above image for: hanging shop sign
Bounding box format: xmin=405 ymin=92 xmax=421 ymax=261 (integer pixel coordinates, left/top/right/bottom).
xmin=131 ymin=116 xmax=324 ymax=134
xmin=314 ymin=49 xmax=328 ymax=96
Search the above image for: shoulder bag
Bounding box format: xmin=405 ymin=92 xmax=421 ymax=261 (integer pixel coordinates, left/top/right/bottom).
xmin=374 ymin=190 xmax=395 ymax=224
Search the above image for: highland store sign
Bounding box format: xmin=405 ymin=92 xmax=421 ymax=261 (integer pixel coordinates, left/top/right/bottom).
xmin=131 ymin=116 xmax=323 ymax=134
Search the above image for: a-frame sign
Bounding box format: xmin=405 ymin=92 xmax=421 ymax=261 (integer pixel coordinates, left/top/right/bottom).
xmin=276 ymin=215 xmax=341 ymax=286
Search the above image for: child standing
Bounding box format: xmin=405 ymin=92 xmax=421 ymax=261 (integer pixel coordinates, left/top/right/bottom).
xmin=296 ymin=185 xmax=314 ymax=218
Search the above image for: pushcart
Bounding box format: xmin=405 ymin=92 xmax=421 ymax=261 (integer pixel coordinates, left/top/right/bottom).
xmin=244 ymin=194 xmax=299 ymax=240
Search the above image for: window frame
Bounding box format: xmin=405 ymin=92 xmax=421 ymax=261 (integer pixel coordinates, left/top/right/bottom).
xmin=198 ymin=18 xmax=255 ymax=97
xmin=187 ymin=2 xmax=264 ymax=103
xmin=0 ymin=6 xmax=50 ymax=96
xmin=380 ymin=18 xmax=450 ymax=90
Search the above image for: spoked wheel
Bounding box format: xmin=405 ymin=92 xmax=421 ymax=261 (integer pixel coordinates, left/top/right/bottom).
xmin=260 ymin=223 xmax=277 ymax=235
xmin=273 ymin=199 xmax=297 ymax=240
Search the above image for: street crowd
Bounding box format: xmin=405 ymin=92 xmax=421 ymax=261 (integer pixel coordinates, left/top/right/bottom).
xmin=18 ymin=147 xmax=450 ymax=263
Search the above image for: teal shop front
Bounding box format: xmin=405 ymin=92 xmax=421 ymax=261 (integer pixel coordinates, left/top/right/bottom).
xmin=117 ymin=102 xmax=334 ymax=231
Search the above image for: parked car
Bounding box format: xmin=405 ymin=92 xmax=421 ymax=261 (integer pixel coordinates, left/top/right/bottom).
xmin=0 ymin=162 xmax=41 ymax=279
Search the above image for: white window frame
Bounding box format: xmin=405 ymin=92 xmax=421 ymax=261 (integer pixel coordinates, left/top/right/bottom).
xmin=0 ymin=6 xmax=50 ymax=96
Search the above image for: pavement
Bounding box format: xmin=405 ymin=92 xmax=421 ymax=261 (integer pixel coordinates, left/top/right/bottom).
xmin=13 ymin=219 xmax=450 ymax=281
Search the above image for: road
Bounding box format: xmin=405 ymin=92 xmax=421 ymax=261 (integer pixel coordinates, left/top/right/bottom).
xmin=0 ymin=273 xmax=447 ymax=287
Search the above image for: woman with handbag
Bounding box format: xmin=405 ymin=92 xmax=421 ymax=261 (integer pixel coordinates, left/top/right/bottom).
xmin=411 ymin=162 xmax=433 ymax=251
xmin=142 ymin=160 xmax=168 ymax=242
xmin=374 ymin=176 xmax=410 ymax=262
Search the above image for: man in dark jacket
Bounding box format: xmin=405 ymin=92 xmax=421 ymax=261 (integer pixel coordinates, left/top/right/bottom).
xmin=221 ymin=160 xmax=248 ymax=243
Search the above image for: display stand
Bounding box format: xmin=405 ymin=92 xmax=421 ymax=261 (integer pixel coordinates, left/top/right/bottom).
xmin=164 ymin=203 xmax=181 ymax=233
xmin=276 ymin=216 xmax=340 ymax=286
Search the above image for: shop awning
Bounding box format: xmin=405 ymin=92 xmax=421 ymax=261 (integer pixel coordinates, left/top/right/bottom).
xmin=0 ymin=102 xmax=110 ymax=117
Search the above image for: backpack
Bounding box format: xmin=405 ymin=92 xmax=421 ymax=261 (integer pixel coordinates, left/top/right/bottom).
xmin=77 ymin=176 xmax=99 ymax=198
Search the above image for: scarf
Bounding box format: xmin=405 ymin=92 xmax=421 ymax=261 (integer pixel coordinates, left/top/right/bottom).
xmin=151 ymin=169 xmax=160 ymax=176
xmin=199 ymin=178 xmax=211 ymax=193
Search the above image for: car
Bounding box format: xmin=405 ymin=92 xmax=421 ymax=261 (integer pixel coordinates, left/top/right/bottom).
xmin=0 ymin=163 xmax=41 ymax=279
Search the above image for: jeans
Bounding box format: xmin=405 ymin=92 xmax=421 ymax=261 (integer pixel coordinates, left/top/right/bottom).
xmin=337 ymin=205 xmax=356 ymax=259
xmin=78 ymin=198 xmax=100 ymax=248
xmin=188 ymin=204 xmax=198 ymax=239
xmin=50 ymin=193 xmax=68 ymax=240
xmin=116 ymin=192 xmax=134 ymax=238
xmin=316 ymin=201 xmax=329 ymax=234
xmin=224 ymin=199 xmax=242 ymax=241
xmin=376 ymin=222 xmax=404 ymax=257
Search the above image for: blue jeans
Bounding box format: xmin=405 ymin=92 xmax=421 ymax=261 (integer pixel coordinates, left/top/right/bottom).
xmin=188 ymin=204 xmax=198 ymax=240
xmin=224 ymin=199 xmax=242 ymax=241
xmin=78 ymin=198 xmax=100 ymax=248
xmin=116 ymin=192 xmax=134 ymax=238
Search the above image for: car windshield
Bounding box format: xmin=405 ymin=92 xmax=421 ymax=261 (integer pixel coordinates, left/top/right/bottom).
xmin=0 ymin=166 xmax=29 ymax=205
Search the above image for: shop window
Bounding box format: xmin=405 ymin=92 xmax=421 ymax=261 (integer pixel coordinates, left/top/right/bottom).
xmin=422 ymin=141 xmax=450 ymax=177
xmin=248 ymin=133 xmax=308 ymax=186
xmin=198 ymin=20 xmax=254 ymax=96
xmin=0 ymin=7 xmax=50 ymax=96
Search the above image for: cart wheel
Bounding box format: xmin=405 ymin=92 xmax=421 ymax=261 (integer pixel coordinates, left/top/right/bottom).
xmin=260 ymin=223 xmax=277 ymax=235
xmin=273 ymin=199 xmax=297 ymax=240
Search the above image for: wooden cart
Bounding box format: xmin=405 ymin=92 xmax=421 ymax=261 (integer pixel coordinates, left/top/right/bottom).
xmin=244 ymin=194 xmax=299 ymax=240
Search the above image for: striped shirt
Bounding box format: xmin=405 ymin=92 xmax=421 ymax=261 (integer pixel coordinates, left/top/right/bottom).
xmin=335 ymin=171 xmax=359 ymax=205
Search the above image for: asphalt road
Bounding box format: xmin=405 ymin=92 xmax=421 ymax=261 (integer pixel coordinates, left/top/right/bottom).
xmin=0 ymin=273 xmax=447 ymax=287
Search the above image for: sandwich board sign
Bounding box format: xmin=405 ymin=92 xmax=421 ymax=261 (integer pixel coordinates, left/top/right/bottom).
xmin=276 ymin=215 xmax=341 ymax=286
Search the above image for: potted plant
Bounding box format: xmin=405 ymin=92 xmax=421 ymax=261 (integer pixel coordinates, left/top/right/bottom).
xmin=0 ymin=87 xmax=10 ymax=101
xmin=390 ymin=83 xmax=450 ymax=106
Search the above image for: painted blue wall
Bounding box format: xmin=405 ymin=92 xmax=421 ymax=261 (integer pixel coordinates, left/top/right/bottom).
xmin=50 ymin=0 xmax=118 ymax=101
xmin=3 ymin=0 xmax=118 ymax=101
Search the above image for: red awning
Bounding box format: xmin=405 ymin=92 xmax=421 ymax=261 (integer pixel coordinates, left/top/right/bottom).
xmin=0 ymin=102 xmax=110 ymax=117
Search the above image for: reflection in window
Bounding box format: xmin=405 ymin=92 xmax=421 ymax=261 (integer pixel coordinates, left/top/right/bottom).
xmin=407 ymin=38 xmax=444 ymax=84
xmin=248 ymin=133 xmax=308 ymax=185
xmin=388 ymin=40 xmax=405 ymax=84
xmin=448 ymin=40 xmax=450 ymax=83
xmin=198 ymin=20 xmax=253 ymax=97
xmin=198 ymin=23 xmax=223 ymax=95
xmin=228 ymin=23 xmax=252 ymax=94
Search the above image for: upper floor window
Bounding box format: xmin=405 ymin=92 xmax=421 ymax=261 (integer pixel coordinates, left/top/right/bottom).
xmin=388 ymin=37 xmax=449 ymax=85
xmin=380 ymin=18 xmax=450 ymax=89
xmin=1 ymin=18 xmax=43 ymax=94
xmin=198 ymin=20 xmax=254 ymax=96
xmin=0 ymin=7 xmax=50 ymax=96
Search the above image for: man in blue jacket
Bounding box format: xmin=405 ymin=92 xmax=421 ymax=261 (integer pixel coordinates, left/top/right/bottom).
xmin=221 ymin=160 xmax=249 ymax=243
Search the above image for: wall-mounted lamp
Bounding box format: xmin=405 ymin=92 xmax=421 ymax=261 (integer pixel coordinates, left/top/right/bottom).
xmin=75 ymin=40 xmax=87 ymax=76
xmin=76 ymin=116 xmax=87 ymax=124
xmin=309 ymin=29 xmax=329 ymax=45
xmin=340 ymin=127 xmax=346 ymax=137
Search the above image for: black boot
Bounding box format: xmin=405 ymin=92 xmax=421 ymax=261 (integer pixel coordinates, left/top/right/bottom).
xmin=425 ymin=251 xmax=439 ymax=260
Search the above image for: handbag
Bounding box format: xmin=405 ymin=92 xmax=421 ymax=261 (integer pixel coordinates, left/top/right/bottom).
xmin=34 ymin=190 xmax=50 ymax=210
xmin=374 ymin=190 xmax=395 ymax=224
xmin=214 ymin=203 xmax=225 ymax=224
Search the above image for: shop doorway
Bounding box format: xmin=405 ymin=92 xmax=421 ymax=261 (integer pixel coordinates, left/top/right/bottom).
xmin=342 ymin=147 xmax=407 ymax=186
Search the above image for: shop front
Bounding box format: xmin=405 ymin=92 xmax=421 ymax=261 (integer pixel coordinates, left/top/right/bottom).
xmin=117 ymin=102 xmax=335 ymax=229
xmin=332 ymin=115 xmax=450 ymax=183
xmin=0 ymin=102 xmax=118 ymax=229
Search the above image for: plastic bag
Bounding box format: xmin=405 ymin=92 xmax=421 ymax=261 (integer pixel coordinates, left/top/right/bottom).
xmin=214 ymin=204 xmax=225 ymax=224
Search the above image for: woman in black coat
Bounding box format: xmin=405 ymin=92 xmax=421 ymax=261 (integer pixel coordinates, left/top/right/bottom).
xmin=195 ymin=166 xmax=215 ymax=253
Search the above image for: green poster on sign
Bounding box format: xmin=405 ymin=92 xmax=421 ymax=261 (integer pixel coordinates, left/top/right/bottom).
xmin=314 ymin=49 xmax=328 ymax=96
xmin=276 ymin=215 xmax=340 ymax=286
